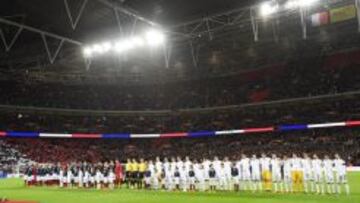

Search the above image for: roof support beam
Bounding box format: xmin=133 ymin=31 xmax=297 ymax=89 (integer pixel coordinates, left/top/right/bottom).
xmin=95 ymin=0 xmax=158 ymax=27
xmin=0 ymin=17 xmax=83 ymax=46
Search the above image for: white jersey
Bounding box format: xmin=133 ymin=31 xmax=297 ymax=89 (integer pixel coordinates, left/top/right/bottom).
xmin=148 ymin=163 xmax=155 ymax=174
xmin=323 ymin=159 xmax=334 ymax=174
xmin=176 ymin=161 xmax=184 ymax=170
xmin=195 ymin=168 xmax=206 ymax=181
xmin=260 ymin=157 xmax=271 ymax=171
xmin=163 ymin=162 xmax=171 ymax=173
xmin=184 ymin=161 xmax=192 ymax=173
xmin=203 ymin=160 xmax=211 ymax=177
xmin=224 ymin=161 xmax=232 ymax=177
xmin=170 ymin=162 xmax=177 ymax=173
xmin=213 ymin=160 xmax=222 ymax=174
xmin=241 ymin=158 xmax=251 ymax=174
xmin=301 ymin=158 xmax=312 ymax=173
xmin=271 ymin=158 xmax=282 ymax=181
xmin=250 ymin=159 xmax=260 ymax=174
xmin=312 ymin=159 xmax=323 ymax=173
xmin=218 ymin=168 xmax=226 ymax=178
xmin=155 ymin=161 xmax=163 ymax=172
xmin=334 ymin=158 xmax=346 ymax=176
xmin=290 ymin=158 xmax=302 ymax=171
xmin=283 ymin=160 xmax=292 ymax=176
xmin=270 ymin=158 xmax=281 ymax=174
xmin=179 ymin=169 xmax=187 ymax=180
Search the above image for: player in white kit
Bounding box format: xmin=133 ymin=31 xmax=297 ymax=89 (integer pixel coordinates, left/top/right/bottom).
xmin=218 ymin=163 xmax=227 ymax=190
xmin=312 ymin=154 xmax=324 ymax=194
xmin=250 ymin=154 xmax=262 ymax=192
xmin=223 ymin=157 xmax=232 ymax=190
xmin=323 ymin=155 xmax=335 ymax=194
xmin=333 ymin=154 xmax=350 ymax=195
xmin=270 ymin=154 xmax=282 ymax=193
xmin=283 ymin=155 xmax=292 ymax=193
xmin=179 ymin=165 xmax=188 ymax=192
xmin=301 ymin=153 xmax=313 ymax=193
xmin=195 ymin=164 xmax=206 ymax=191
xmin=240 ymin=154 xmax=251 ymax=191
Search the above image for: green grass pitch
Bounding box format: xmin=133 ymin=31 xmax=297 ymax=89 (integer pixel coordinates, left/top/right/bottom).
xmin=1 ymin=172 xmax=360 ymax=203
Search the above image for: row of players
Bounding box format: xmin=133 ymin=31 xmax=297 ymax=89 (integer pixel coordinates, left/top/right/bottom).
xmin=24 ymin=153 xmax=350 ymax=195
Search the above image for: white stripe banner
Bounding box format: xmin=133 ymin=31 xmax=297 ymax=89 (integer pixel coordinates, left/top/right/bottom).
xmin=307 ymin=122 xmax=346 ymax=129
xmin=215 ymin=130 xmax=245 ymax=135
xmin=131 ymin=134 xmax=160 ymax=138
xmin=39 ymin=133 xmax=72 ymax=138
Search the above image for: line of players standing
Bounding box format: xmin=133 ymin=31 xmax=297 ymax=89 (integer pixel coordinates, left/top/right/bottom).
xmin=124 ymin=153 xmax=350 ymax=195
xmin=23 ymin=153 xmax=350 ymax=195
xmin=24 ymin=161 xmax=123 ymax=189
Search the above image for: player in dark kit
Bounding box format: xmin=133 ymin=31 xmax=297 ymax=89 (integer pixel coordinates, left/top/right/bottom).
xmin=231 ymin=163 xmax=240 ymax=191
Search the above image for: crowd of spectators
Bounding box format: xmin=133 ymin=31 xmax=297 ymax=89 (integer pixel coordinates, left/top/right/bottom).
xmin=0 ymin=140 xmax=30 ymax=175
xmin=2 ymin=128 xmax=360 ymax=166
xmin=0 ymin=96 xmax=358 ymax=134
xmin=0 ymin=49 xmax=360 ymax=111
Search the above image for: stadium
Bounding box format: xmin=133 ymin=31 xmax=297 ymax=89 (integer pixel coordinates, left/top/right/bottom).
xmin=1 ymin=0 xmax=360 ymax=203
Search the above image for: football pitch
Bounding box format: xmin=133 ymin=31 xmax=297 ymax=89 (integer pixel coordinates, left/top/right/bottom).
xmin=1 ymin=173 xmax=360 ymax=203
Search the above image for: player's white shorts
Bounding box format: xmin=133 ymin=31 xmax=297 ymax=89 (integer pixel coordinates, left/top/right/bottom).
xmin=242 ymin=171 xmax=251 ymax=181
xmin=324 ymin=172 xmax=334 ymax=183
xmin=173 ymin=177 xmax=179 ymax=185
xmin=313 ymin=172 xmax=323 ymax=183
xmin=189 ymin=177 xmax=196 ymax=185
xmin=303 ymin=171 xmax=313 ymax=181
xmin=251 ymin=172 xmax=261 ymax=181
xmin=83 ymin=176 xmax=89 ymax=184
xmin=283 ymin=172 xmax=292 ymax=183
xmin=209 ymin=178 xmax=217 ymax=186
xmin=219 ymin=177 xmax=227 ymax=187
xmin=232 ymin=176 xmax=240 ymax=184
xmin=90 ymin=176 xmax=95 ymax=184
xmin=335 ymin=174 xmax=347 ymax=184
xmin=272 ymin=172 xmax=282 ymax=182
xmin=145 ymin=177 xmax=151 ymax=185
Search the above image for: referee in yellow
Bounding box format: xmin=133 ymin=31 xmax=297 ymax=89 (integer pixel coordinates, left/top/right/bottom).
xmin=125 ymin=159 xmax=132 ymax=188
xmin=138 ymin=158 xmax=147 ymax=189
xmin=131 ymin=159 xmax=139 ymax=189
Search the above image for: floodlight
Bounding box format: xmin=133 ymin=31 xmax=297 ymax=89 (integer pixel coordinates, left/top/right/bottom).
xmin=259 ymin=2 xmax=279 ymax=17
xmin=145 ymin=29 xmax=165 ymax=46
xmin=285 ymin=0 xmax=319 ymax=9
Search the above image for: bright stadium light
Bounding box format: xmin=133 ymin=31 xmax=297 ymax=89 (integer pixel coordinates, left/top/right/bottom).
xmin=130 ymin=37 xmax=145 ymax=47
xmin=285 ymin=0 xmax=319 ymax=9
xmin=145 ymin=29 xmax=165 ymax=46
xmin=100 ymin=42 xmax=112 ymax=52
xmin=82 ymin=29 xmax=166 ymax=58
xmin=260 ymin=2 xmax=279 ymax=17
xmin=298 ymin=0 xmax=319 ymax=7
xmin=83 ymin=47 xmax=93 ymax=57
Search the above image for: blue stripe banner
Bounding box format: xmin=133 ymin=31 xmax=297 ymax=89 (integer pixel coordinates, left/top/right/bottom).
xmin=102 ymin=133 xmax=131 ymax=139
xmin=188 ymin=131 xmax=216 ymax=138
xmin=6 ymin=132 xmax=39 ymax=138
xmin=278 ymin=125 xmax=308 ymax=131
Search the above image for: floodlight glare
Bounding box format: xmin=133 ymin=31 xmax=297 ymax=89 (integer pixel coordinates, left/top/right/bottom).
xmin=285 ymin=0 xmax=319 ymax=9
xmin=260 ymin=2 xmax=279 ymax=17
xmin=83 ymin=47 xmax=92 ymax=57
xmin=145 ymin=29 xmax=165 ymax=46
xmin=100 ymin=42 xmax=112 ymax=52
xmin=130 ymin=37 xmax=145 ymax=47
xmin=298 ymin=0 xmax=319 ymax=7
